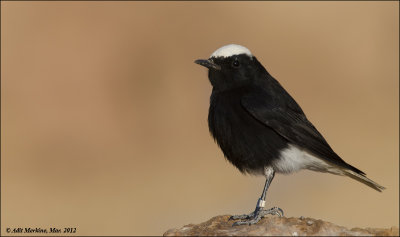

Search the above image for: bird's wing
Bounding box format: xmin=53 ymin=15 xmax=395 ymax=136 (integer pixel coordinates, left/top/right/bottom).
xmin=241 ymin=90 xmax=365 ymax=175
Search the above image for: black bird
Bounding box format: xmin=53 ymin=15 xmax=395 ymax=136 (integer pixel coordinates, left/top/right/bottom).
xmin=194 ymin=44 xmax=385 ymax=226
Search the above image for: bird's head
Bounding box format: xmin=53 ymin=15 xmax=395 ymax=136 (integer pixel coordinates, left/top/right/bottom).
xmin=195 ymin=44 xmax=263 ymax=90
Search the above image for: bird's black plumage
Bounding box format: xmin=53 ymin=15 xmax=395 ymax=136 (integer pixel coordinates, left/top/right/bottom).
xmin=206 ymin=53 xmax=363 ymax=175
xmin=195 ymin=44 xmax=385 ymax=226
xmin=208 ymin=85 xmax=288 ymax=174
xmin=240 ymin=83 xmax=365 ymax=175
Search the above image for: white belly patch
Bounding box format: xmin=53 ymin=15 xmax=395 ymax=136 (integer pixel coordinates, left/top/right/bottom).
xmin=272 ymin=144 xmax=344 ymax=175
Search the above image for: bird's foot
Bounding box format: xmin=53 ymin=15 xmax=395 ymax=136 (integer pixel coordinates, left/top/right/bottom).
xmin=229 ymin=206 xmax=284 ymax=226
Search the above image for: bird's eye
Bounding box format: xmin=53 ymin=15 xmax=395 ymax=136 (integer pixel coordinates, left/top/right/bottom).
xmin=232 ymin=59 xmax=240 ymax=68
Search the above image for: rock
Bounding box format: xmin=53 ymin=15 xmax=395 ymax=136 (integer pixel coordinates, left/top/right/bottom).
xmin=164 ymin=215 xmax=399 ymax=236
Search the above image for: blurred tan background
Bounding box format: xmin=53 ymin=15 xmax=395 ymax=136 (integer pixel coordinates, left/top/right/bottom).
xmin=1 ymin=2 xmax=398 ymax=236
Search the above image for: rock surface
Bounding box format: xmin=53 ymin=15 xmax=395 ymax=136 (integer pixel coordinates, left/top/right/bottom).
xmin=164 ymin=215 xmax=399 ymax=236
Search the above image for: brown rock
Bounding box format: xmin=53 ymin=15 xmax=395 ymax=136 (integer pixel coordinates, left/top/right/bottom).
xmin=164 ymin=215 xmax=399 ymax=236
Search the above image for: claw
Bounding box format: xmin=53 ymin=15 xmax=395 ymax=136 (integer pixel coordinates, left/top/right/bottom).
xmin=230 ymin=207 xmax=284 ymax=226
xmin=233 ymin=215 xmax=262 ymax=226
xmin=277 ymin=207 xmax=284 ymax=217
xmin=232 ymin=221 xmax=242 ymax=226
xmin=229 ymin=211 xmax=255 ymax=220
xmin=260 ymin=206 xmax=284 ymax=217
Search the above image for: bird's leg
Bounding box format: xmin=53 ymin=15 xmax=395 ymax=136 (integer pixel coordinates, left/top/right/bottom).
xmin=229 ymin=167 xmax=284 ymax=226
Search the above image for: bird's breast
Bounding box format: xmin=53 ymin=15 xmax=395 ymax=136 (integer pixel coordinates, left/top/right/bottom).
xmin=208 ymin=89 xmax=288 ymax=174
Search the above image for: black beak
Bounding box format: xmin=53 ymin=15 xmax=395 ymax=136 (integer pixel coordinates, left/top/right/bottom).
xmin=194 ymin=59 xmax=221 ymax=70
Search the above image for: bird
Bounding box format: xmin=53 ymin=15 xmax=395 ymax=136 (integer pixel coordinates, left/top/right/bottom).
xmin=194 ymin=44 xmax=385 ymax=226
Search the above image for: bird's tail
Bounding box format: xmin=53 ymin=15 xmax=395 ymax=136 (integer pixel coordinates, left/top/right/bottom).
xmin=343 ymin=169 xmax=386 ymax=192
